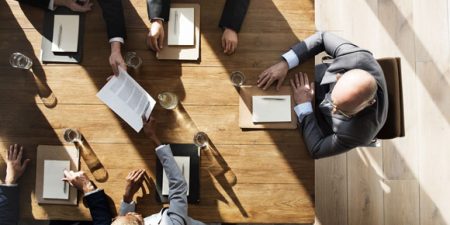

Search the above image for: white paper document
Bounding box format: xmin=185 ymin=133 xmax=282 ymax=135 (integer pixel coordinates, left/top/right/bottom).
xmin=162 ymin=156 xmax=190 ymax=196
xmin=97 ymin=67 xmax=156 ymax=132
xmin=168 ymin=8 xmax=195 ymax=46
xmin=43 ymin=160 xmax=70 ymax=200
xmin=51 ymin=15 xmax=79 ymax=52
xmin=252 ymin=95 xmax=292 ymax=123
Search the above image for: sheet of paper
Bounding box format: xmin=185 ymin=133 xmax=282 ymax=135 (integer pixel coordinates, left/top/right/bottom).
xmin=96 ymin=67 xmax=156 ymax=132
xmin=43 ymin=160 xmax=70 ymax=200
xmin=168 ymin=8 xmax=195 ymax=46
xmin=162 ymin=156 xmax=190 ymax=196
xmin=51 ymin=15 xmax=79 ymax=52
xmin=252 ymin=95 xmax=292 ymax=122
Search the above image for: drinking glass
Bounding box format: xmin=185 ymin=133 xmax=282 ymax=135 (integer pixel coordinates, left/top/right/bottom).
xmin=193 ymin=131 xmax=209 ymax=148
xmin=9 ymin=52 xmax=33 ymax=70
xmin=158 ymin=92 xmax=178 ymax=110
xmin=230 ymin=71 xmax=245 ymax=87
xmin=64 ymin=128 xmax=83 ymax=143
xmin=125 ymin=52 xmax=142 ymax=70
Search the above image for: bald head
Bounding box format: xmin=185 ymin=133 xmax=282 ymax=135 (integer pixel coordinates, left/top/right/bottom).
xmin=331 ymin=69 xmax=377 ymax=115
xmin=111 ymin=214 xmax=143 ymax=225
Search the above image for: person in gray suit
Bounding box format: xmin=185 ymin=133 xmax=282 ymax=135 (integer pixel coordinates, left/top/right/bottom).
xmin=257 ymin=31 xmax=388 ymax=158
xmin=0 ymin=144 xmax=31 ymax=225
xmin=111 ymin=117 xmax=206 ymax=225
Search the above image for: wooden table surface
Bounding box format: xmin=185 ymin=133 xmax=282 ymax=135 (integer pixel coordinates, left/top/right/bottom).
xmin=0 ymin=0 xmax=315 ymax=223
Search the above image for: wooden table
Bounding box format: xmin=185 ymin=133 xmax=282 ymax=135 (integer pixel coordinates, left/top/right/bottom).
xmin=0 ymin=0 xmax=315 ymax=223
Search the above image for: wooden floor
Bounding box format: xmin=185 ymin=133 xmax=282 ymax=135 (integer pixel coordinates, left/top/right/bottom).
xmin=315 ymin=0 xmax=450 ymax=225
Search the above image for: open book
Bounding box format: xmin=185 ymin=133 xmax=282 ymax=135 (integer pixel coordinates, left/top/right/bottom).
xmin=97 ymin=67 xmax=156 ymax=132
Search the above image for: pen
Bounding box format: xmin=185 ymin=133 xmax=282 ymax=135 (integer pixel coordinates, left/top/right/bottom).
xmin=181 ymin=164 xmax=185 ymax=176
xmin=63 ymin=170 xmax=67 ymax=193
xmin=262 ymin=97 xmax=286 ymax=100
xmin=57 ymin=24 xmax=63 ymax=49
xmin=174 ymin=11 xmax=178 ymax=35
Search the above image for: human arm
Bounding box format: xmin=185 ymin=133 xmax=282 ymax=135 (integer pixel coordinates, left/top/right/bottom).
xmin=63 ymin=170 xmax=112 ymax=225
xmin=146 ymin=0 xmax=170 ymax=52
xmin=219 ymin=0 xmax=250 ymax=55
xmin=0 ymin=144 xmax=30 ymax=225
xmin=118 ymin=169 xmax=145 ymax=216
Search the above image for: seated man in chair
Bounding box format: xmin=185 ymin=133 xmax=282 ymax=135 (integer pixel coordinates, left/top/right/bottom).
xmin=257 ymin=32 xmax=388 ymax=158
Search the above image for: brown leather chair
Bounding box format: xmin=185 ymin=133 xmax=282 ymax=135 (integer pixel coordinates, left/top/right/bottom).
xmin=376 ymin=57 xmax=405 ymax=139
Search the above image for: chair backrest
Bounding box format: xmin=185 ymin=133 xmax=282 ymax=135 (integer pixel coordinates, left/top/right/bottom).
xmin=376 ymin=57 xmax=405 ymax=139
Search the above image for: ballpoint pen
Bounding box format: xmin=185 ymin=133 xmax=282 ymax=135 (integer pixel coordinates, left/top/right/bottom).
xmin=57 ymin=24 xmax=63 ymax=49
xmin=262 ymin=97 xmax=286 ymax=100
xmin=63 ymin=170 xmax=67 ymax=193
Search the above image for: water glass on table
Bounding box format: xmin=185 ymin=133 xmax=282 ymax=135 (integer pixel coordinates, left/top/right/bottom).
xmin=125 ymin=51 xmax=142 ymax=75
xmin=193 ymin=131 xmax=209 ymax=148
xmin=158 ymin=92 xmax=179 ymax=110
xmin=9 ymin=52 xmax=33 ymax=70
xmin=230 ymin=71 xmax=246 ymax=87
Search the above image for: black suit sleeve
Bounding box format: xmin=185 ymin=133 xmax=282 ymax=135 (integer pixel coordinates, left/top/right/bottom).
xmin=84 ymin=190 xmax=112 ymax=225
xmin=15 ymin=0 xmax=50 ymax=9
xmin=0 ymin=185 xmax=20 ymax=225
xmin=98 ymin=0 xmax=127 ymax=40
xmin=219 ymin=0 xmax=250 ymax=33
xmin=147 ymin=0 xmax=171 ymax=21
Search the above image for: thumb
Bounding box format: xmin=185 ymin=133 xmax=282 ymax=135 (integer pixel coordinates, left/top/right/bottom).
xmin=21 ymin=159 xmax=31 ymax=170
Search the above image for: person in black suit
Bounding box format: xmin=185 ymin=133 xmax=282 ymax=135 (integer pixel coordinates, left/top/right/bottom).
xmin=147 ymin=0 xmax=249 ymax=55
xmin=0 ymin=144 xmax=30 ymax=225
xmin=15 ymin=0 xmax=127 ymax=75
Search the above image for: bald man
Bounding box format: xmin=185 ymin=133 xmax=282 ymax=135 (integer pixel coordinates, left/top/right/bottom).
xmin=257 ymin=32 xmax=388 ymax=158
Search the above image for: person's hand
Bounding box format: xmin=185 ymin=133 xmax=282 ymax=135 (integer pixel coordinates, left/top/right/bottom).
xmin=110 ymin=42 xmax=126 ymax=75
xmin=55 ymin=0 xmax=93 ymax=12
xmin=142 ymin=117 xmax=161 ymax=146
xmin=123 ymin=169 xmax=145 ymax=203
xmin=257 ymin=60 xmax=289 ymax=91
xmin=290 ymin=72 xmax=314 ymax=105
xmin=4 ymin=144 xmax=30 ymax=185
xmin=62 ymin=170 xmax=96 ymax=194
xmin=147 ymin=20 xmax=165 ymax=52
xmin=222 ymin=28 xmax=238 ymax=55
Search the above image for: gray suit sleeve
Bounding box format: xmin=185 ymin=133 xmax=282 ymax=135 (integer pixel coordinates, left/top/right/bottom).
xmin=156 ymin=145 xmax=188 ymax=225
xmin=0 ymin=185 xmax=20 ymax=225
xmin=301 ymin=113 xmax=360 ymax=159
xmin=290 ymin=31 xmax=360 ymax=63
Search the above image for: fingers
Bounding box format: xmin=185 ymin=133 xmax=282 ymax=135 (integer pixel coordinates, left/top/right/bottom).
xmin=119 ymin=62 xmax=127 ymax=73
xmin=158 ymin=30 xmax=165 ymax=50
xmin=7 ymin=145 xmax=12 ymax=160
xmin=257 ymin=71 xmax=268 ymax=85
xmin=263 ymin=77 xmax=274 ymax=90
xmin=276 ymin=76 xmax=286 ymax=91
xmin=63 ymin=170 xmax=72 ymax=180
xmin=111 ymin=63 xmax=119 ymax=76
xmin=290 ymin=79 xmax=297 ymax=90
xmin=310 ymin=82 xmax=315 ymax=95
xmin=294 ymin=73 xmax=300 ymax=87
xmin=230 ymin=41 xmax=237 ymax=54
xmin=257 ymin=73 xmax=271 ymax=88
xmin=17 ymin=146 xmax=23 ymax=161
xmin=152 ymin=37 xmax=160 ymax=52
xmin=12 ymin=144 xmax=18 ymax=160
xmin=303 ymin=73 xmax=310 ymax=88
xmin=21 ymin=159 xmax=30 ymax=171
xmin=221 ymin=36 xmax=226 ymax=51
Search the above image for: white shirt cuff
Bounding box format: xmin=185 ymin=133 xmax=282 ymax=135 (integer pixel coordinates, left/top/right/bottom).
xmin=48 ymin=0 xmax=56 ymax=10
xmin=109 ymin=37 xmax=124 ymax=44
xmin=282 ymin=49 xmax=300 ymax=70
xmin=119 ymin=201 xmax=136 ymax=216
xmin=84 ymin=188 xmax=101 ymax=197
xmin=155 ymin=144 xmax=167 ymax=152
xmin=294 ymin=102 xmax=313 ymax=123
xmin=0 ymin=183 xmax=18 ymax=187
xmin=152 ymin=17 xmax=165 ymax=22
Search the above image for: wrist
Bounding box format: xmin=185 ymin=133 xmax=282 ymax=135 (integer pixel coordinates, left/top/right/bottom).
xmin=151 ymin=136 xmax=162 ymax=146
xmin=151 ymin=19 xmax=163 ymax=25
xmin=123 ymin=194 xmax=133 ymax=203
xmin=5 ymin=178 xmax=16 ymax=185
xmin=111 ymin=42 xmax=122 ymax=54
xmin=54 ymin=0 xmax=67 ymax=6
xmin=82 ymin=181 xmax=96 ymax=194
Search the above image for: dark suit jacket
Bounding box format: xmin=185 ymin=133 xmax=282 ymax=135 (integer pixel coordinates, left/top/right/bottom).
xmin=147 ymin=0 xmax=249 ymax=32
xmin=0 ymin=185 xmax=20 ymax=225
xmin=84 ymin=190 xmax=113 ymax=225
xmin=291 ymin=31 xmax=388 ymax=158
xmin=16 ymin=0 xmax=126 ymax=40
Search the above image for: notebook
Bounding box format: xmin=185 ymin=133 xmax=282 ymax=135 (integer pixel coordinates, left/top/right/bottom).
xmin=252 ymin=95 xmax=291 ymax=122
xmin=51 ymin=15 xmax=79 ymax=52
xmin=168 ymin=8 xmax=195 ymax=46
xmin=43 ymin=160 xmax=70 ymax=200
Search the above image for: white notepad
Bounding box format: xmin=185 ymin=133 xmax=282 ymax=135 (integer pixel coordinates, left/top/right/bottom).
xmin=162 ymin=156 xmax=190 ymax=196
xmin=252 ymin=95 xmax=292 ymax=123
xmin=51 ymin=15 xmax=79 ymax=52
xmin=97 ymin=67 xmax=156 ymax=132
xmin=43 ymin=160 xmax=70 ymax=200
xmin=168 ymin=8 xmax=195 ymax=46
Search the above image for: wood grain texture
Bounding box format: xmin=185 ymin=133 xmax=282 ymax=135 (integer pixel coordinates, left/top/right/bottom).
xmin=384 ymin=180 xmax=419 ymax=225
xmin=0 ymin=0 xmax=315 ymax=223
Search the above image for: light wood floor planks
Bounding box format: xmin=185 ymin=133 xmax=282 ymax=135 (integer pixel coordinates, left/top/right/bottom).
xmin=315 ymin=0 xmax=450 ymax=224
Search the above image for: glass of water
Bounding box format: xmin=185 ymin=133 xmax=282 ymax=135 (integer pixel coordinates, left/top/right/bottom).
xmin=230 ymin=71 xmax=245 ymax=87
xmin=193 ymin=131 xmax=209 ymax=148
xmin=9 ymin=52 xmax=33 ymax=70
xmin=125 ymin=52 xmax=142 ymax=70
xmin=158 ymin=92 xmax=178 ymax=110
xmin=64 ymin=128 xmax=83 ymax=143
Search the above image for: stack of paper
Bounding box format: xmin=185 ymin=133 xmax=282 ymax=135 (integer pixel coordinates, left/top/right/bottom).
xmin=43 ymin=160 xmax=70 ymax=200
xmin=51 ymin=15 xmax=79 ymax=52
xmin=97 ymin=67 xmax=156 ymax=132
xmin=168 ymin=8 xmax=195 ymax=46
xmin=252 ymin=95 xmax=292 ymax=123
